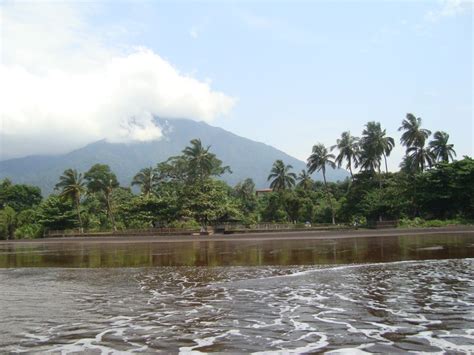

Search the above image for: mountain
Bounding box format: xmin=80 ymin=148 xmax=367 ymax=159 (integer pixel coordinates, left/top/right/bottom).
xmin=0 ymin=118 xmax=349 ymax=195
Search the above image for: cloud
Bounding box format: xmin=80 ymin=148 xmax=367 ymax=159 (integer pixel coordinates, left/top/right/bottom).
xmin=0 ymin=2 xmax=236 ymax=160
xmin=425 ymin=0 xmax=472 ymax=22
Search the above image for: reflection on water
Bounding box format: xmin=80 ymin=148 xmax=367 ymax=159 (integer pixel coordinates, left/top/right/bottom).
xmin=1 ymin=233 xmax=474 ymax=353
xmin=0 ymin=233 xmax=473 ymax=268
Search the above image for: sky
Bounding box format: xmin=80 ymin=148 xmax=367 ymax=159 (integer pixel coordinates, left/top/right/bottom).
xmin=0 ymin=0 xmax=472 ymax=171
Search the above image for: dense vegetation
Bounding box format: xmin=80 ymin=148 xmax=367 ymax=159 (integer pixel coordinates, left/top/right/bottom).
xmin=1 ymin=114 xmax=472 ymax=239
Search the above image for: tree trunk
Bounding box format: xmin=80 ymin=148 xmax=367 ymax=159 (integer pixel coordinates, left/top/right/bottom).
xmin=383 ymin=153 xmax=389 ymax=174
xmin=75 ymin=195 xmax=83 ymax=234
xmin=378 ymin=165 xmax=383 ymax=222
xmin=106 ymin=192 xmax=117 ymax=232
xmin=323 ymin=172 xmax=336 ymax=225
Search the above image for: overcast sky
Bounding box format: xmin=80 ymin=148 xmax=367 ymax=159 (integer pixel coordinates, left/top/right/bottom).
xmin=0 ymin=0 xmax=472 ymax=170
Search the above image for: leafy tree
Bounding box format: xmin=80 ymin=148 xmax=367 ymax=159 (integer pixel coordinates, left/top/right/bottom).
xmin=233 ymin=178 xmax=257 ymax=216
xmin=416 ymin=157 xmax=474 ymax=219
xmin=0 ymin=206 xmax=17 ymax=240
xmin=0 ymin=179 xmax=42 ymax=212
xmin=267 ymin=160 xmax=297 ymax=191
xmin=258 ymin=192 xmax=286 ymax=222
xmin=36 ymin=195 xmax=77 ymax=232
xmin=281 ymin=190 xmax=302 ymax=223
xmin=331 ymin=131 xmax=360 ymax=179
xmin=429 ymin=131 xmax=456 ymax=163
xmin=117 ymin=195 xmax=180 ymax=229
xmin=181 ymin=179 xmax=241 ymax=229
xmin=132 ymin=167 xmax=161 ymax=197
xmin=55 ymin=169 xmax=85 ymax=232
xmin=307 ymin=143 xmax=336 ymax=224
xmin=84 ymin=164 xmax=120 ymax=231
xmin=297 ymin=170 xmax=314 ymax=191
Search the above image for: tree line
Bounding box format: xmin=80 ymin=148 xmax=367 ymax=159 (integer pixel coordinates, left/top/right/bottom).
xmin=0 ymin=113 xmax=472 ymax=239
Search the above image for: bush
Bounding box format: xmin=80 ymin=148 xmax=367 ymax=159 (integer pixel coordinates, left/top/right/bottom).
xmin=398 ymin=217 xmax=466 ymax=228
xmin=15 ymin=224 xmax=43 ymax=239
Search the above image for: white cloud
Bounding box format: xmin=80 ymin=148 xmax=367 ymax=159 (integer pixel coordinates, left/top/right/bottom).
xmin=0 ymin=2 xmax=236 ymax=159
xmin=425 ymin=0 xmax=472 ymax=22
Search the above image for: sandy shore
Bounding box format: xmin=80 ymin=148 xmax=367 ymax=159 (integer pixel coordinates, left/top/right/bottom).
xmin=1 ymin=226 xmax=473 ymax=245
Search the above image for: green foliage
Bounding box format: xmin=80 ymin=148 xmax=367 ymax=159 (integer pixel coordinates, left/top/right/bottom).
xmin=429 ymin=131 xmax=456 ymax=163
xmin=267 ymin=160 xmax=297 ymax=191
xmin=55 ymin=168 xmax=86 ymax=231
xmin=181 ymin=179 xmax=242 ymax=227
xmin=36 ymin=195 xmax=77 ymax=231
xmin=398 ymin=217 xmax=469 ymax=228
xmin=331 ymin=131 xmax=360 ymax=179
xmin=258 ymin=192 xmax=287 ymax=222
xmin=297 ymin=170 xmax=314 ymax=191
xmin=84 ymin=164 xmax=120 ymax=230
xmin=14 ymin=223 xmax=42 ymax=239
xmin=307 ymin=143 xmax=337 ymax=224
xmin=233 ymin=178 xmax=258 ymax=215
xmin=0 ymin=179 xmax=42 ymax=212
xmin=132 ymin=167 xmax=161 ymax=197
xmin=359 ymin=121 xmax=394 ymax=174
xmin=2 ymin=134 xmax=472 ymax=238
xmin=415 ymin=157 xmax=474 ymax=219
xmin=0 ymin=206 xmax=17 ymax=240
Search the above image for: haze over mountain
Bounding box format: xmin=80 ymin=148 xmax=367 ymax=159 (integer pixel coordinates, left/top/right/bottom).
xmin=0 ymin=118 xmax=348 ymax=195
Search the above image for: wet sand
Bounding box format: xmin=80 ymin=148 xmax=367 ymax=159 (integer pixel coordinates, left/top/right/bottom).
xmin=2 ymin=226 xmax=473 ymax=244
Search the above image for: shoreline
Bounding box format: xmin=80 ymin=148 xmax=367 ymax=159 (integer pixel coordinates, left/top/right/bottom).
xmin=1 ymin=226 xmax=473 ymax=245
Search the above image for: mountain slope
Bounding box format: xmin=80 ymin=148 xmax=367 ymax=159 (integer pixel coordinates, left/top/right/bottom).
xmin=0 ymin=118 xmax=349 ymax=195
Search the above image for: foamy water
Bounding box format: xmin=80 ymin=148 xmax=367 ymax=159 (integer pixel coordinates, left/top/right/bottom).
xmin=1 ymin=259 xmax=473 ymax=353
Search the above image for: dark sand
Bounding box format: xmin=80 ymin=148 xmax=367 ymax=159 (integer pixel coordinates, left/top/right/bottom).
xmin=1 ymin=226 xmax=473 ymax=245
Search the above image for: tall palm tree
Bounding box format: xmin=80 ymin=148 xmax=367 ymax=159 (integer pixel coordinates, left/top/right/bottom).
xmin=55 ymin=169 xmax=85 ymax=232
xmin=359 ymin=122 xmax=395 ymax=175
xmin=429 ymin=131 xmax=456 ymax=163
xmin=382 ymin=135 xmax=395 ymax=174
xmin=307 ymin=143 xmax=336 ymax=224
xmin=399 ymin=113 xmax=431 ymax=150
xmin=297 ymin=169 xmax=313 ymax=190
xmin=84 ymin=164 xmax=120 ymax=231
xmin=331 ymin=131 xmax=360 ymax=180
xmin=267 ymin=160 xmax=297 ymax=191
xmin=406 ymin=144 xmax=435 ymax=173
xmin=132 ymin=167 xmax=160 ymax=197
xmin=182 ymin=139 xmax=230 ymax=182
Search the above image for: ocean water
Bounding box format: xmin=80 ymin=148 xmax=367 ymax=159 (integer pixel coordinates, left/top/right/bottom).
xmin=0 ymin=233 xmax=473 ymax=353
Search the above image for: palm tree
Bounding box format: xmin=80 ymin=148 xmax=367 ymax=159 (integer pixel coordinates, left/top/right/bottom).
xmin=267 ymin=160 xmax=297 ymax=191
xmin=182 ymin=139 xmax=230 ymax=182
xmin=399 ymin=113 xmax=431 ymax=150
xmin=84 ymin=164 xmax=120 ymax=231
xmin=55 ymin=169 xmax=85 ymax=232
xmin=307 ymin=143 xmax=336 ymax=224
xmin=382 ymin=135 xmax=395 ymax=174
xmin=297 ymin=169 xmax=313 ymax=190
xmin=406 ymin=144 xmax=435 ymax=173
xmin=132 ymin=167 xmax=160 ymax=197
xmin=429 ymin=131 xmax=456 ymax=163
xmin=359 ymin=122 xmax=395 ymax=175
xmin=331 ymin=131 xmax=360 ymax=180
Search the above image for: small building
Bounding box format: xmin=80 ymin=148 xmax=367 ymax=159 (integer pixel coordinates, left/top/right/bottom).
xmin=256 ymin=188 xmax=273 ymax=197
